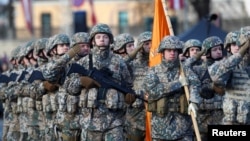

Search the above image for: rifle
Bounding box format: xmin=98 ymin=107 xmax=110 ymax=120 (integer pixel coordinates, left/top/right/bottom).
xmin=62 ymin=63 xmax=147 ymax=102
xmin=0 ymin=74 xmax=10 ymax=83
xmin=28 ymin=70 xmax=46 ymax=83
xmin=17 ymin=71 xmax=29 ymax=82
xmin=0 ymin=72 xmax=20 ymax=83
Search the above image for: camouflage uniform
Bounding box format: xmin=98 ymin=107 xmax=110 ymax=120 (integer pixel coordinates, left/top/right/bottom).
xmin=113 ymin=33 xmax=135 ymax=79
xmin=123 ymin=31 xmax=152 ymax=141
xmin=209 ymin=27 xmax=250 ymax=125
xmin=55 ymin=32 xmax=90 ymax=141
xmin=64 ymin=23 xmax=133 ymax=141
xmin=192 ymin=36 xmax=225 ymax=141
xmin=5 ymin=44 xmax=30 ymax=141
xmin=143 ymin=35 xmax=201 ymax=141
xmin=41 ymin=33 xmax=70 ymax=141
xmin=0 ymin=46 xmax=21 ymax=141
xmin=22 ymin=38 xmax=50 ymax=141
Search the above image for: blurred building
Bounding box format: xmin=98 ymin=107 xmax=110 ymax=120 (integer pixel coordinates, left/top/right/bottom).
xmin=13 ymin=0 xmax=156 ymax=40
xmin=0 ymin=0 xmax=250 ymax=56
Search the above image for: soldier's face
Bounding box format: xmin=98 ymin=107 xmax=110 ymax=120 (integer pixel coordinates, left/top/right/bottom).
xmin=188 ymin=47 xmax=201 ymax=57
xmin=210 ymin=45 xmax=223 ymax=59
xmin=142 ymin=41 xmax=151 ymax=53
xmin=93 ymin=33 xmax=110 ymax=49
xmin=78 ymin=43 xmax=90 ymax=56
xmin=163 ymin=49 xmax=178 ymax=61
xmin=57 ymin=43 xmax=70 ymax=55
xmin=125 ymin=42 xmax=135 ymax=54
xmin=230 ymin=43 xmax=240 ymax=54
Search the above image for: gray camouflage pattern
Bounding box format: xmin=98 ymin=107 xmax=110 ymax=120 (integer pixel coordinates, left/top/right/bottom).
xmin=208 ymin=52 xmax=250 ymax=124
xmin=202 ymin=36 xmax=223 ymax=55
xmin=33 ymin=38 xmax=49 ymax=55
xmin=237 ymin=26 xmax=250 ymax=46
xmin=158 ymin=35 xmax=183 ymax=53
xmin=89 ymin=23 xmax=114 ymax=44
xmin=45 ymin=33 xmax=70 ymax=55
xmin=113 ymin=33 xmax=134 ymax=51
xmin=136 ymin=31 xmax=152 ymax=48
xmin=183 ymin=39 xmax=202 ymax=56
xmin=70 ymin=32 xmax=90 ymax=48
xmin=224 ymin=30 xmax=240 ymax=49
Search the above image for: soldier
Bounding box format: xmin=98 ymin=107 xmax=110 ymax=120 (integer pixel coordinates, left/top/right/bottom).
xmin=180 ymin=39 xmax=204 ymax=66
xmin=0 ymin=45 xmax=21 ymax=141
xmin=113 ymin=33 xmax=135 ymax=59
xmin=113 ymin=32 xmax=144 ymax=81
xmin=54 ymin=32 xmax=90 ymax=141
xmin=63 ymin=23 xmax=134 ymax=141
xmin=122 ymin=31 xmax=152 ymax=141
xmin=192 ymin=36 xmax=225 ymax=141
xmin=143 ymin=35 xmax=201 ymax=141
xmin=16 ymin=40 xmax=39 ymax=141
xmin=224 ymin=30 xmax=240 ymax=55
xmin=42 ymin=33 xmax=70 ymax=141
xmin=208 ymin=26 xmax=250 ymax=125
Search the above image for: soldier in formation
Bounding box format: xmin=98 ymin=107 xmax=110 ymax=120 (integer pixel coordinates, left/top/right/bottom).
xmin=1 ymin=24 xmax=250 ymax=141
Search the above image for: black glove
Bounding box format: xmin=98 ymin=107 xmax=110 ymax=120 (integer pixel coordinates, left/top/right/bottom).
xmin=200 ymin=85 xmax=215 ymax=99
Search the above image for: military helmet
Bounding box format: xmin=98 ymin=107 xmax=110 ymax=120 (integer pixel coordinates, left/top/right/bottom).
xmin=17 ymin=45 xmax=27 ymax=63
xmin=33 ymin=38 xmax=49 ymax=55
xmin=17 ymin=40 xmax=35 ymax=61
xmin=45 ymin=33 xmax=70 ymax=55
xmin=158 ymin=35 xmax=183 ymax=53
xmin=183 ymin=39 xmax=202 ymax=56
xmin=137 ymin=31 xmax=152 ymax=47
xmin=24 ymin=40 xmax=36 ymax=56
xmin=89 ymin=23 xmax=114 ymax=44
xmin=70 ymin=32 xmax=89 ymax=48
xmin=202 ymin=36 xmax=223 ymax=55
xmin=113 ymin=33 xmax=134 ymax=51
xmin=224 ymin=30 xmax=239 ymax=50
xmin=237 ymin=26 xmax=250 ymax=46
xmin=10 ymin=45 xmax=22 ymax=61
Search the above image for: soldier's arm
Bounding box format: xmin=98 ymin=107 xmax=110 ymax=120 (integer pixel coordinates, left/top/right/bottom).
xmin=143 ymin=71 xmax=184 ymax=101
xmin=208 ymin=54 xmax=242 ymax=87
xmin=185 ymin=67 xmax=202 ymax=104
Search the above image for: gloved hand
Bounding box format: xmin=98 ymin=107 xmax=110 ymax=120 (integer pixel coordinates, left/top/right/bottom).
xmin=179 ymin=75 xmax=188 ymax=86
xmin=67 ymin=44 xmax=82 ymax=59
xmin=200 ymin=85 xmax=215 ymax=99
xmin=188 ymin=102 xmax=198 ymax=118
xmin=80 ymin=76 xmax=101 ymax=89
xmin=43 ymin=81 xmax=59 ymax=92
xmin=212 ymin=83 xmax=225 ymax=95
xmin=125 ymin=93 xmax=136 ymax=105
xmin=239 ymin=39 xmax=250 ymax=56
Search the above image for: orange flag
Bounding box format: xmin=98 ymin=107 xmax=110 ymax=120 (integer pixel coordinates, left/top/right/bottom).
xmin=146 ymin=0 xmax=171 ymax=141
xmin=149 ymin=0 xmax=171 ymax=67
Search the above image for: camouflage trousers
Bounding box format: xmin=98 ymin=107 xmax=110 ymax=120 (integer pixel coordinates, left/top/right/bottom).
xmin=27 ymin=126 xmax=40 ymax=141
xmin=2 ymin=125 xmax=9 ymax=141
xmin=222 ymin=97 xmax=250 ymax=125
xmin=82 ymin=126 xmax=124 ymax=141
xmin=196 ymin=109 xmax=223 ymax=141
xmin=6 ymin=131 xmax=20 ymax=141
xmin=124 ymin=127 xmax=145 ymax=141
xmin=44 ymin=127 xmax=56 ymax=141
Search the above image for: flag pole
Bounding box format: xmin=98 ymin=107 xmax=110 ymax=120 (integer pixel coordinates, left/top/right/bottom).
xmin=161 ymin=1 xmax=201 ymax=141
